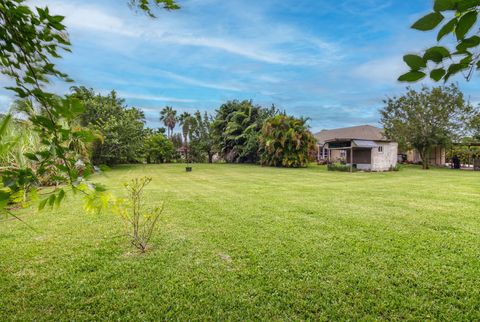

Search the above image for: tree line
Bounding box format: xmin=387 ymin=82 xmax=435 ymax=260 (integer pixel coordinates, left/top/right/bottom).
xmin=2 ymin=86 xmax=317 ymax=169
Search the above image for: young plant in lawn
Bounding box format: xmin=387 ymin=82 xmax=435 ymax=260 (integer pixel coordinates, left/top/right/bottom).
xmin=114 ymin=177 xmax=164 ymax=252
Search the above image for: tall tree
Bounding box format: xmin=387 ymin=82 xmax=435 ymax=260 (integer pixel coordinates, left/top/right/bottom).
xmin=380 ymin=85 xmax=474 ymax=169
xmin=190 ymin=111 xmax=215 ymax=163
xmin=399 ymin=0 xmax=480 ymax=82
xmin=160 ymin=106 xmax=177 ymax=138
xmin=178 ymin=112 xmax=196 ymax=162
xmin=212 ymin=100 xmax=279 ymax=163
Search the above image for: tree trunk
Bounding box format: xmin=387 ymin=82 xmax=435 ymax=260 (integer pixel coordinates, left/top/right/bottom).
xmin=420 ymin=148 xmax=430 ymax=170
xmin=208 ymin=152 xmax=213 ymax=163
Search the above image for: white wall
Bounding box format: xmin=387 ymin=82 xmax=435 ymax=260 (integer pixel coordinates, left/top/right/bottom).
xmin=371 ymin=142 xmax=398 ymax=171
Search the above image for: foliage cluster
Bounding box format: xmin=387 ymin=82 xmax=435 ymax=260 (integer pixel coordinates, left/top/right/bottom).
xmin=400 ymin=0 xmax=480 ymax=82
xmin=327 ymin=162 xmax=355 ymax=172
xmin=259 ymin=115 xmax=316 ymax=168
xmin=380 ymin=84 xmax=476 ymax=169
xmin=211 ymin=100 xmax=280 ymax=163
xmin=0 ymin=0 xmax=177 ymax=216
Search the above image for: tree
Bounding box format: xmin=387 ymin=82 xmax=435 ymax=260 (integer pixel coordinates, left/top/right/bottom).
xmin=178 ymin=112 xmax=196 ymax=162
xmin=190 ymin=111 xmax=215 ymax=163
xmin=160 ymin=106 xmax=177 ymax=138
xmin=259 ymin=115 xmax=316 ymax=168
xmin=380 ymin=85 xmax=474 ymax=169
xmin=399 ymin=0 xmax=480 ymax=82
xmin=70 ymin=87 xmax=146 ymax=165
xmin=471 ymin=112 xmax=480 ymax=140
xmin=143 ymin=131 xmax=174 ymax=164
xmin=212 ymin=100 xmax=279 ymax=163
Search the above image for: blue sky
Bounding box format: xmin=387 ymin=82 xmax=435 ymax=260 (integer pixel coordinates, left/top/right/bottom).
xmin=2 ymin=0 xmax=480 ymax=132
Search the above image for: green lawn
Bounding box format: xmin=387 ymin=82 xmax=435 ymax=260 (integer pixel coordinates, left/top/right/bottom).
xmin=1 ymin=164 xmax=480 ymax=320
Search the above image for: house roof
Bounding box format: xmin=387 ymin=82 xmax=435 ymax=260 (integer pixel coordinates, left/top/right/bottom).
xmin=314 ymin=125 xmax=389 ymax=145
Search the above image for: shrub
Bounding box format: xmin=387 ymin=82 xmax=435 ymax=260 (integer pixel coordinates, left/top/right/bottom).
xmin=259 ymin=115 xmax=316 ymax=168
xmin=390 ymin=164 xmax=401 ymax=171
xmin=327 ymin=162 xmax=355 ymax=172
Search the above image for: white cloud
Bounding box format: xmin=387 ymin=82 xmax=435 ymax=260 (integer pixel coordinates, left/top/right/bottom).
xmin=35 ymin=0 xmax=341 ymax=66
xmin=31 ymin=1 xmax=138 ymax=36
xmin=156 ymin=70 xmax=244 ymax=91
xmin=352 ymin=56 xmax=406 ymax=83
xmin=117 ymin=91 xmax=196 ymax=103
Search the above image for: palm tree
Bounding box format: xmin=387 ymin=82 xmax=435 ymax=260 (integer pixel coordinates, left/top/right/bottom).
xmin=159 ymin=106 xmax=177 ymax=138
xmin=259 ymin=115 xmax=316 ymax=168
xmin=179 ymin=112 xmax=196 ymax=162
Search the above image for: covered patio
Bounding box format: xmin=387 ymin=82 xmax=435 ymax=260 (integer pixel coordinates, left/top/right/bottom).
xmin=325 ymin=139 xmax=379 ymax=171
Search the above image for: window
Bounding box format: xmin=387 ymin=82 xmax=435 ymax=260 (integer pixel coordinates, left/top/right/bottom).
xmin=378 ymin=146 xmax=383 ymax=153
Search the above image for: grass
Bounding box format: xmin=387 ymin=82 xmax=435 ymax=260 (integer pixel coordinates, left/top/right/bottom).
xmin=1 ymin=164 xmax=480 ymax=320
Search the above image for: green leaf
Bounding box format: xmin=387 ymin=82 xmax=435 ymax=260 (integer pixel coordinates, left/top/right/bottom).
xmin=55 ymin=190 xmax=65 ymax=207
xmin=437 ymin=18 xmax=457 ymax=41
xmin=446 ymin=63 xmax=466 ymax=79
xmin=0 ymin=191 xmax=10 ymax=209
xmin=398 ymin=71 xmax=426 ymax=82
xmin=24 ymin=153 xmax=39 ymax=161
xmin=403 ymin=54 xmax=427 ymax=70
xmin=48 ymin=194 xmax=56 ymax=207
xmin=430 ymin=68 xmax=446 ymax=81
xmin=455 ymin=11 xmax=477 ymax=40
xmin=456 ymin=35 xmax=480 ymax=50
xmin=411 ymin=12 xmax=444 ymax=30
xmin=460 ymin=55 xmax=473 ymax=66
xmin=38 ymin=197 xmax=48 ymax=211
xmin=434 ymin=0 xmax=456 ymax=11
xmin=456 ymin=0 xmax=480 ymax=12
xmin=423 ymin=46 xmax=450 ymax=63
xmin=0 ymin=114 xmax=12 ymax=138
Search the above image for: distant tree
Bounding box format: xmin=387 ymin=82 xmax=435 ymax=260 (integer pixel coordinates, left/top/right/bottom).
xmin=170 ymin=133 xmax=183 ymax=150
xmin=380 ymin=85 xmax=474 ymax=169
xmin=143 ymin=131 xmax=174 ymax=164
xmin=399 ymin=0 xmax=480 ymax=82
xmin=471 ymin=112 xmax=480 ymax=140
xmin=179 ymin=112 xmax=196 ymax=162
xmin=190 ymin=111 xmax=215 ymax=163
xmin=70 ymin=87 xmax=146 ymax=165
xmin=160 ymin=106 xmax=177 ymax=138
xmin=259 ymin=115 xmax=316 ymax=168
xmin=212 ymin=101 xmax=279 ymax=163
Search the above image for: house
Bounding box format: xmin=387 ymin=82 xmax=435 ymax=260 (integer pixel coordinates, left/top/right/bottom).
xmin=315 ymin=125 xmax=398 ymax=171
xmin=402 ymin=147 xmax=446 ymax=166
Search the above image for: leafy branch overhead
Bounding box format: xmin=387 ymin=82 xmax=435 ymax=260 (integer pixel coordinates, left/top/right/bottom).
xmin=0 ymin=0 xmax=179 ymax=214
xmin=399 ymin=0 xmax=480 ymax=82
xmin=128 ymin=0 xmax=180 ymax=16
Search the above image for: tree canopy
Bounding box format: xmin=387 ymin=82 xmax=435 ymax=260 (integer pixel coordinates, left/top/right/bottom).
xmin=211 ymin=100 xmax=279 ymax=163
xmin=70 ymin=87 xmax=146 ymax=165
xmin=160 ymin=106 xmax=177 ymax=138
xmin=259 ymin=115 xmax=316 ymax=168
xmin=380 ymin=84 xmax=475 ymax=169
